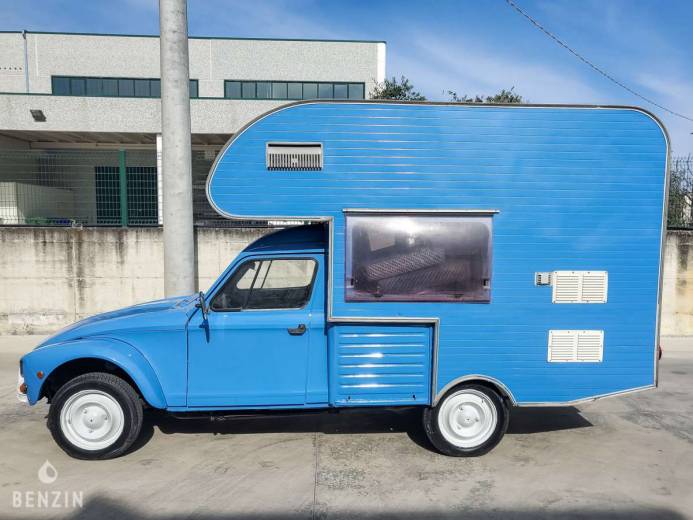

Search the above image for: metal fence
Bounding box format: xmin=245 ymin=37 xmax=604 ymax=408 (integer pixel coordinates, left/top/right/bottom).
xmin=669 ymin=156 xmax=693 ymax=230
xmin=1 ymin=149 xmax=691 ymax=229
xmin=0 ymin=149 xmax=269 ymax=228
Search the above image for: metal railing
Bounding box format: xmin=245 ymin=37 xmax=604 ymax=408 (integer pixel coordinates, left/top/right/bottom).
xmin=0 ymin=149 xmax=270 ymax=228
xmin=1 ymin=149 xmax=691 ymax=230
xmin=669 ymin=156 xmax=693 ymax=230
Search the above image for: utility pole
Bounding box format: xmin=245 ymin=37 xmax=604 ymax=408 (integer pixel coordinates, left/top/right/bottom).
xmin=159 ymin=0 xmax=195 ymax=296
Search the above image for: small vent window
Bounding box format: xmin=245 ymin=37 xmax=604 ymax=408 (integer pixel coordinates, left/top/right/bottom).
xmin=548 ymin=330 xmax=604 ymax=362
xmin=266 ymin=143 xmax=323 ymax=171
xmin=552 ymin=271 xmax=608 ymax=303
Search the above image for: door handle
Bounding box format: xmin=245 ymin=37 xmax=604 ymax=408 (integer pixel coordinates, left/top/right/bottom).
xmin=288 ymin=324 xmax=307 ymax=336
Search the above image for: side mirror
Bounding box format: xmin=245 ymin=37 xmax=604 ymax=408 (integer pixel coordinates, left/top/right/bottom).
xmin=195 ymin=291 xmax=209 ymax=321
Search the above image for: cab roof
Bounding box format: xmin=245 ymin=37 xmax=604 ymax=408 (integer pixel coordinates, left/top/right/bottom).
xmin=242 ymin=224 xmax=327 ymax=254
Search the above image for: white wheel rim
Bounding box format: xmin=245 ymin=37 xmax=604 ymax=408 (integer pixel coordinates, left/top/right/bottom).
xmin=438 ymin=389 xmax=498 ymax=449
xmin=60 ymin=390 xmax=125 ymax=451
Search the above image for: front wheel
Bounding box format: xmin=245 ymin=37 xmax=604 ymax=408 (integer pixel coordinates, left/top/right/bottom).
xmin=423 ymin=384 xmax=508 ymax=456
xmin=47 ymin=372 xmax=143 ymax=460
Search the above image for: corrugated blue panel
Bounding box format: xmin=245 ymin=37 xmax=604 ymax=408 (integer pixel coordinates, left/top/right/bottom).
xmin=329 ymin=324 xmax=432 ymax=406
xmin=208 ymin=102 xmax=667 ymax=404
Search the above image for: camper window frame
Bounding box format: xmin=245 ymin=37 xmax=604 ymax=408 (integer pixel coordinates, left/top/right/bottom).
xmin=344 ymin=210 xmax=496 ymax=303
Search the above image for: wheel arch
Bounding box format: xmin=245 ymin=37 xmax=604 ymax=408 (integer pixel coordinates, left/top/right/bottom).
xmin=41 ymin=357 xmax=139 ymax=401
xmin=22 ymin=338 xmax=167 ymax=409
xmin=433 ymin=375 xmax=517 ymax=407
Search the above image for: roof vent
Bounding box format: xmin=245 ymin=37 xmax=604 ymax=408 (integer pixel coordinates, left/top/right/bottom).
xmin=266 ymin=142 xmax=323 ymax=171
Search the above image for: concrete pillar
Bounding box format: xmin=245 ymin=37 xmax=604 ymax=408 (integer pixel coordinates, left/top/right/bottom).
xmin=159 ymin=0 xmax=195 ymax=296
xmin=156 ymin=134 xmax=163 ymax=225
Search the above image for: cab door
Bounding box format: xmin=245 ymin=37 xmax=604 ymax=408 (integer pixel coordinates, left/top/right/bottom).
xmin=187 ymin=254 xmax=322 ymax=407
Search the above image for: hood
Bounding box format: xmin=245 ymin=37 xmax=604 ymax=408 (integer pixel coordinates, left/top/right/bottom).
xmin=36 ymin=294 xmax=197 ymax=349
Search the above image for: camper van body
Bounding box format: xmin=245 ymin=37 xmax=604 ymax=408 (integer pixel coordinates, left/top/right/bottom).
xmin=19 ymin=102 xmax=669 ymax=458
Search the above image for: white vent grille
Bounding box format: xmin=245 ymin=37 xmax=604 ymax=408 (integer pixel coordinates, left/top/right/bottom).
xmin=266 ymin=142 xmax=323 ymax=171
xmin=552 ymin=271 xmax=608 ymax=303
xmin=548 ymin=330 xmax=604 ymax=362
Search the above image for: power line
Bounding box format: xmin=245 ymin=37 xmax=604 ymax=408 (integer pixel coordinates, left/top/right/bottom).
xmin=504 ymin=0 xmax=693 ymax=122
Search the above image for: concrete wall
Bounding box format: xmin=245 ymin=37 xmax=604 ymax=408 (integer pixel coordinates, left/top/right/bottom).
xmin=661 ymin=230 xmax=693 ymax=336
xmin=0 ymin=94 xmax=285 ymax=135
xmin=0 ymin=226 xmax=267 ymax=334
xmin=1 ymin=227 xmax=691 ymax=335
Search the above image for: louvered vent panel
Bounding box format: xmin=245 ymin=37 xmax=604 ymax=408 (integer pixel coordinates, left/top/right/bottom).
xmin=552 ymin=272 xmax=581 ymax=303
xmin=577 ymin=331 xmax=604 ymax=362
xmin=581 ymin=272 xmax=608 ymax=303
xmin=548 ymin=330 xmax=577 ymax=362
xmin=552 ymin=271 xmax=608 ymax=303
xmin=548 ymin=330 xmax=603 ymax=362
xmin=266 ymin=143 xmax=323 ymax=171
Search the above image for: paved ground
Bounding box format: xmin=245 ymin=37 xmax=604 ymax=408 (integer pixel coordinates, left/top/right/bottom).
xmin=1 ymin=336 xmax=692 ymax=520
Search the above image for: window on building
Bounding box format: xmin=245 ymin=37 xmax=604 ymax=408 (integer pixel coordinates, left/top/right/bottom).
xmin=211 ymin=258 xmax=317 ymax=311
xmin=103 ymin=79 xmax=118 ymax=97
xmin=333 ymin=83 xmax=348 ymax=99
xmin=287 ymin=82 xmax=303 ymax=99
xmin=86 ymin=78 xmax=102 ymax=96
xmin=348 ymin=83 xmax=365 ymax=99
xmin=345 ymin=214 xmax=493 ymax=302
xmin=117 ymin=79 xmax=134 ymax=97
xmin=70 ymin=78 xmax=86 ymax=96
xmin=52 ymin=76 xmax=199 ymax=99
xmin=51 ymin=77 xmax=70 ymax=95
xmin=302 ymin=83 xmax=318 ymax=99
xmin=223 ymin=80 xmax=365 ymax=100
xmin=225 ymin=81 xmax=241 ymax=99
xmin=188 ymin=80 xmax=199 ymax=99
xmin=242 ymin=82 xmax=255 ymax=99
xmin=318 ymin=83 xmax=333 ymax=98
xmin=256 ymin=82 xmax=271 ymax=99
xmin=272 ymin=82 xmax=288 ymax=99
xmin=134 ymin=79 xmax=150 ymax=97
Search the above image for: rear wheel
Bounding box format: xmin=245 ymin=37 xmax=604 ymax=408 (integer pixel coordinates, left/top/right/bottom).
xmin=423 ymin=383 xmax=508 ymax=456
xmin=47 ymin=372 xmax=143 ymax=460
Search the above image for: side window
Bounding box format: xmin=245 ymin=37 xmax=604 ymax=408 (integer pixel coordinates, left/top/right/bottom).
xmin=345 ymin=214 xmax=493 ymax=302
xmin=211 ymin=258 xmax=317 ymax=311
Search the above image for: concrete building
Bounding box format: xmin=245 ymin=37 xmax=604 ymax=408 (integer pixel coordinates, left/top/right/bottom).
xmin=0 ymin=31 xmax=386 ymax=226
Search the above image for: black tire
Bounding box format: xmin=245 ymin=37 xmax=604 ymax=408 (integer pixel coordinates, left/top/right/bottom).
xmin=423 ymin=383 xmax=509 ymax=457
xmin=47 ymin=372 xmax=143 ymax=460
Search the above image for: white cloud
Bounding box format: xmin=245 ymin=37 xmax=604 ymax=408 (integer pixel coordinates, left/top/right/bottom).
xmin=392 ymin=32 xmax=601 ymax=104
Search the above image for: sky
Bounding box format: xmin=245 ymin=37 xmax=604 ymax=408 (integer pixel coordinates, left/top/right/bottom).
xmin=2 ymin=0 xmax=692 ymax=155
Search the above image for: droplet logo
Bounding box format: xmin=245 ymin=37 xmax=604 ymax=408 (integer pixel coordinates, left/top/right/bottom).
xmin=38 ymin=460 xmax=58 ymax=484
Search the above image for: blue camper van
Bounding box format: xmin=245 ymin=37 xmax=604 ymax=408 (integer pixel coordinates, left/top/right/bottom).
xmin=18 ymin=102 xmax=669 ymax=459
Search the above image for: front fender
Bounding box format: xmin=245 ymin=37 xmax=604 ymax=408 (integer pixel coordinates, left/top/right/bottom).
xmin=20 ymin=337 xmax=167 ymax=408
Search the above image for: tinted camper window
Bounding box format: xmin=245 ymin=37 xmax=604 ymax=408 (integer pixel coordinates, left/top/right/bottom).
xmin=345 ymin=214 xmax=493 ymax=302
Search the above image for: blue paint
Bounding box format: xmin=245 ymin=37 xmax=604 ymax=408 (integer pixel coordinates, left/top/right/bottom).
xmin=208 ymin=102 xmax=667 ymax=404
xmin=187 ymin=251 xmax=327 ymax=407
xmin=19 ymin=102 xmax=667 ymax=410
xmin=329 ymin=325 xmax=432 ymax=406
xmin=21 ymin=337 xmax=168 ymax=408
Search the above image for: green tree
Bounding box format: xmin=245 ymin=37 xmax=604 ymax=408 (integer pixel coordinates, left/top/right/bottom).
xmin=370 ymin=76 xmax=426 ymax=101
xmin=448 ymin=86 xmax=525 ymax=104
